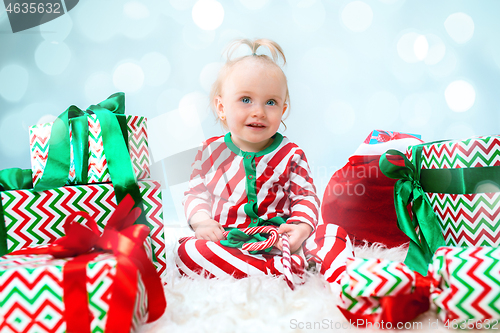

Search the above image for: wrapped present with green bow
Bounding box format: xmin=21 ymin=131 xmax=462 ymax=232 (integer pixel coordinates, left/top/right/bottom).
xmin=29 ymin=92 xmax=150 ymax=187
xmin=339 ymin=247 xmax=500 ymax=328
xmin=380 ymin=136 xmax=500 ymax=275
xmin=0 ymin=195 xmax=166 ymax=333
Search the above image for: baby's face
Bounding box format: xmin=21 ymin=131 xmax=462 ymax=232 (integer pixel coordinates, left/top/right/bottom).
xmin=217 ymin=59 xmax=288 ymax=152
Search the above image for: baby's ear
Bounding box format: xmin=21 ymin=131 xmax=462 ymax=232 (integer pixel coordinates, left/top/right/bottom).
xmin=282 ymin=103 xmax=288 ymax=115
xmin=215 ymin=95 xmax=224 ymax=114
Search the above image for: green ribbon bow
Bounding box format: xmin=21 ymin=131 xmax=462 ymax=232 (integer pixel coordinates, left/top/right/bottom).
xmin=0 ymin=168 xmax=33 ymax=191
xmin=0 ymin=168 xmax=34 ymax=255
xmin=380 ymin=139 xmax=500 ymax=275
xmin=36 ymin=92 xmax=128 ymax=189
xmin=35 ymin=92 xmax=147 ymax=225
xmin=220 ymin=229 xmax=273 ymax=254
xmin=222 ymin=188 xmax=287 ymax=253
xmin=379 ymin=149 xmax=446 ymax=276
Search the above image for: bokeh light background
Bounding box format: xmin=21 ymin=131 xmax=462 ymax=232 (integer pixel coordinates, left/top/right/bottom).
xmin=1 ymin=0 xmax=499 ymax=225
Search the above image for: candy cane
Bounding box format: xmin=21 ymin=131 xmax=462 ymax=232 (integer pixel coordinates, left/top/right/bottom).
xmin=280 ymin=232 xmax=295 ymax=290
xmin=179 ymin=226 xmax=294 ymax=289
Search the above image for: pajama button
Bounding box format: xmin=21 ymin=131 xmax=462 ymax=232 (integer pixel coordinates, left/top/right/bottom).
xmin=246 ymin=155 xmax=251 ymax=159
xmin=249 ymin=200 xmax=254 ymax=203
xmin=248 ymin=175 xmax=253 ymax=179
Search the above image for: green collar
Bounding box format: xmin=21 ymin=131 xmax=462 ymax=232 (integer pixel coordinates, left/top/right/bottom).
xmin=224 ymin=132 xmax=283 ymax=157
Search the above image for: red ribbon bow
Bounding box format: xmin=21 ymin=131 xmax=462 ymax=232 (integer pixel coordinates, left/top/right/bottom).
xmin=11 ymin=194 xmax=166 ymax=333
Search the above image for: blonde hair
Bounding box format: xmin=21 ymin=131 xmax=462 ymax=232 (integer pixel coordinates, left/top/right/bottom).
xmin=209 ymin=38 xmax=290 ymax=130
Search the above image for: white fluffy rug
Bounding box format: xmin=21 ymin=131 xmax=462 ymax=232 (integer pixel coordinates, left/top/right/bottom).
xmin=138 ymin=227 xmax=454 ymax=333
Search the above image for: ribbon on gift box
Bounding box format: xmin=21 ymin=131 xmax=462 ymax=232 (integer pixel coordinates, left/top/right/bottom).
xmin=338 ymin=247 xmax=500 ymax=326
xmin=34 ymin=92 xmax=147 ymax=227
xmin=364 ymin=130 xmax=421 ymax=144
xmin=0 ymin=168 xmax=34 ymax=255
xmin=380 ymin=141 xmax=500 ymax=275
xmin=36 ymin=92 xmax=128 ymax=189
xmin=10 ymin=194 xmax=166 ymax=333
xmin=379 ymin=148 xmax=446 ymax=275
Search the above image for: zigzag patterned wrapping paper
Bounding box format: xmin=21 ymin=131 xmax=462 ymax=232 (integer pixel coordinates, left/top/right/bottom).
xmin=339 ymin=257 xmax=417 ymax=319
xmin=407 ymin=136 xmax=500 ymax=247
xmin=339 ymin=247 xmax=500 ymax=327
xmin=0 ymin=180 xmax=166 ymax=278
xmin=29 ymin=114 xmax=150 ymax=187
xmin=0 ymin=253 xmax=147 ymax=333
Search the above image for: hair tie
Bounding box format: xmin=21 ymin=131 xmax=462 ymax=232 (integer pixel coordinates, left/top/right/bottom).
xmin=252 ymin=52 xmax=257 ymax=56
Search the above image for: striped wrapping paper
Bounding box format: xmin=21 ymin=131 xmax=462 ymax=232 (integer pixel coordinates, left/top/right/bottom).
xmin=339 ymin=246 xmax=500 ymax=328
xmin=0 ymin=253 xmax=147 ymax=333
xmin=407 ymin=136 xmax=500 ymax=247
xmin=29 ymin=114 xmax=150 ymax=187
xmin=0 ymin=180 xmax=166 ymax=278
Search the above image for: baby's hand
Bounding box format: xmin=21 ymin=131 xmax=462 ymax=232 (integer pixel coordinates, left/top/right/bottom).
xmin=276 ymin=222 xmax=313 ymax=254
xmin=194 ymin=219 xmax=225 ymax=242
xmin=190 ymin=214 xmax=225 ymax=242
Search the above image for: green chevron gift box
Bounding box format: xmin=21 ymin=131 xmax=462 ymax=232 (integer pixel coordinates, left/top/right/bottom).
xmin=0 ymin=253 xmax=149 ymax=333
xmin=407 ymin=136 xmax=500 ymax=247
xmin=0 ymin=180 xmax=167 ymax=278
xmin=380 ymin=135 xmax=500 ymax=275
xmin=339 ymin=247 xmax=500 ymax=328
xmin=29 ymin=97 xmax=150 ymax=187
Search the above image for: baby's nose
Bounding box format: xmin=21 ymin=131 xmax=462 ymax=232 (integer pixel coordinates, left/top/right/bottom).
xmin=252 ymin=105 xmax=265 ymax=117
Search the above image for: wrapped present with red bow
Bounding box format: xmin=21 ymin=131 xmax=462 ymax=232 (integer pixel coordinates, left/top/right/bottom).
xmin=0 ymin=195 xmax=166 ymax=333
xmin=339 ymin=246 xmax=500 ymax=328
xmin=29 ymin=92 xmax=150 ymax=187
xmin=380 ymin=135 xmax=500 ymax=275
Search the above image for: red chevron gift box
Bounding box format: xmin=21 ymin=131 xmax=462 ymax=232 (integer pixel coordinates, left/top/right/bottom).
xmin=380 ymin=136 xmax=500 ymax=275
xmin=339 ymin=247 xmax=500 ymax=328
xmin=29 ymin=93 xmax=150 ymax=187
xmin=0 ymin=195 xmax=166 ymax=333
xmin=0 ymin=253 xmax=148 ymax=333
xmin=338 ymin=256 xmax=431 ymax=327
xmin=0 ymin=180 xmax=167 ymax=278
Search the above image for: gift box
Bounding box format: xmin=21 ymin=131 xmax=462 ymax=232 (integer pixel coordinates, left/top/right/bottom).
xmin=339 ymin=247 xmax=500 ymax=328
xmin=0 ymin=195 xmax=166 ymax=333
xmin=339 ymin=256 xmax=425 ymax=326
xmin=0 ymin=180 xmax=166 ymax=278
xmin=0 ymin=253 xmax=147 ymax=332
xmin=29 ymin=111 xmax=150 ymax=187
xmin=380 ymin=135 xmax=500 ymax=275
xmin=430 ymin=247 xmax=500 ymax=326
xmin=408 ymin=136 xmax=500 ymax=248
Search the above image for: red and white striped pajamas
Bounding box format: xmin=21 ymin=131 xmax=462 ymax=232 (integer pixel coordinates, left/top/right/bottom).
xmin=176 ymin=239 xmax=307 ymax=281
xmin=303 ymin=223 xmax=355 ymax=283
xmin=175 ymin=133 xmax=353 ymax=284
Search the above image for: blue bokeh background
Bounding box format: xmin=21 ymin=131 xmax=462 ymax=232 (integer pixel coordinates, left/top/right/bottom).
xmin=1 ymin=0 xmax=499 ymax=224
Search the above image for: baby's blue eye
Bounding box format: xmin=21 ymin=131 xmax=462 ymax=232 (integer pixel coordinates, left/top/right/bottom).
xmin=267 ymin=100 xmax=276 ymax=106
xmin=242 ymin=97 xmax=251 ymax=103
